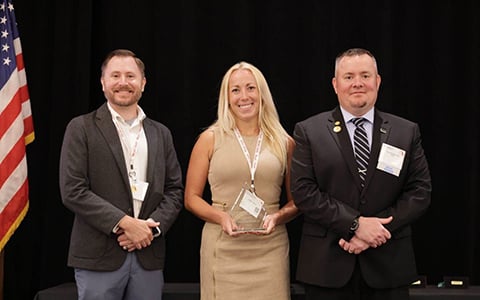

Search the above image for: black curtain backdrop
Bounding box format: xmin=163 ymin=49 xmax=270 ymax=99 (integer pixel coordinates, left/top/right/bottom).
xmin=4 ymin=1 xmax=480 ymax=299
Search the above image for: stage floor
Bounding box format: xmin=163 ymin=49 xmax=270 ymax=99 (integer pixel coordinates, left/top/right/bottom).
xmin=34 ymin=282 xmax=480 ymax=300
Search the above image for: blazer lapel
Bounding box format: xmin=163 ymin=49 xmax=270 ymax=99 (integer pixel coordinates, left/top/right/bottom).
xmin=143 ymin=119 xmax=157 ymax=184
xmin=363 ymin=109 xmax=390 ymax=191
xmin=95 ymin=103 xmax=131 ymax=190
xmin=330 ymin=108 xmax=363 ymax=190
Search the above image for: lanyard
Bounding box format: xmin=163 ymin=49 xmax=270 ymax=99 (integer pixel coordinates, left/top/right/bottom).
xmin=113 ymin=118 xmax=143 ymax=182
xmin=233 ymin=128 xmax=263 ymax=192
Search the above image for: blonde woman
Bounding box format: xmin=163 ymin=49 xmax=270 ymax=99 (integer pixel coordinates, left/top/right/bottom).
xmin=185 ymin=61 xmax=299 ymax=300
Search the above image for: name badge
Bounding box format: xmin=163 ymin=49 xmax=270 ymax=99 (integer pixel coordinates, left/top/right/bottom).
xmin=129 ymin=179 xmax=149 ymax=201
xmin=376 ymin=143 xmax=405 ymax=177
xmin=239 ymin=189 xmax=264 ymax=218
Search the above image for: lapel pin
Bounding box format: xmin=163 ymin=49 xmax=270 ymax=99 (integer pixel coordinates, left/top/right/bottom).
xmin=333 ymin=121 xmax=341 ymax=133
xmin=380 ymin=127 xmax=387 ymax=134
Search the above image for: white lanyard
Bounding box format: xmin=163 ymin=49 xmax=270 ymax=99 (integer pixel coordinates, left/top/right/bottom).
xmin=233 ymin=128 xmax=263 ymax=192
xmin=113 ymin=119 xmax=143 ymax=182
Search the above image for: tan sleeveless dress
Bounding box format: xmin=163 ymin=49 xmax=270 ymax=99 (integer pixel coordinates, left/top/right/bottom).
xmin=200 ymin=128 xmax=290 ymax=300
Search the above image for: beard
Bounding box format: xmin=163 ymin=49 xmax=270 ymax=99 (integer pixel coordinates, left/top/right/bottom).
xmin=107 ymin=90 xmax=142 ymax=107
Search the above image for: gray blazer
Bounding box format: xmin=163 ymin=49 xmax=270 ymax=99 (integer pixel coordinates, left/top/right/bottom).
xmin=59 ymin=103 xmax=184 ymax=271
xmin=291 ymin=106 xmax=431 ymax=288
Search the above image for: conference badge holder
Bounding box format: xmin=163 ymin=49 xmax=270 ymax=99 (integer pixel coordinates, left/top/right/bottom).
xmin=229 ymin=183 xmax=267 ymax=233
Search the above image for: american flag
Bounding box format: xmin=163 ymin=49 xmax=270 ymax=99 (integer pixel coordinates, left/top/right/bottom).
xmin=0 ymin=0 xmax=34 ymax=251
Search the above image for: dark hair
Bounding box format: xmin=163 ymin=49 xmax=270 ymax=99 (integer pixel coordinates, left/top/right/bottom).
xmin=101 ymin=49 xmax=145 ymax=77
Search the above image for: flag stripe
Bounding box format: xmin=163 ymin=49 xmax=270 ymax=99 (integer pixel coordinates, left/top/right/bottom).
xmin=0 ymin=135 xmax=26 ymax=192
xmin=0 ymin=154 xmax=27 ymax=211
xmin=0 ymin=87 xmax=22 ymax=140
xmin=15 ymin=51 xmax=24 ymax=71
xmin=0 ymin=181 xmax=29 ymax=250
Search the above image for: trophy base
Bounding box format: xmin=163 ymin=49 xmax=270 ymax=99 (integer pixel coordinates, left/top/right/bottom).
xmin=233 ymin=227 xmax=266 ymax=233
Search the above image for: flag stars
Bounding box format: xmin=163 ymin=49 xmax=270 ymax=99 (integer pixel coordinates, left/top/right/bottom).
xmin=0 ymin=2 xmax=16 ymax=70
xmin=0 ymin=2 xmax=13 ymax=11
xmin=3 ymin=56 xmax=11 ymax=65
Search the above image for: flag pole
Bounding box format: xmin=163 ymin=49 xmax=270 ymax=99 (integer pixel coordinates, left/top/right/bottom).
xmin=0 ymin=249 xmax=4 ymax=300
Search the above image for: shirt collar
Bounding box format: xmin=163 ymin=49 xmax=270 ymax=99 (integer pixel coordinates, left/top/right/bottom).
xmin=107 ymin=102 xmax=146 ymax=126
xmin=340 ymin=106 xmax=374 ymax=125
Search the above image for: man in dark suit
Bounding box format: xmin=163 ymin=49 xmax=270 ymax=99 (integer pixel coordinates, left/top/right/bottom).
xmin=59 ymin=49 xmax=184 ymax=300
xmin=290 ymin=48 xmax=431 ymax=300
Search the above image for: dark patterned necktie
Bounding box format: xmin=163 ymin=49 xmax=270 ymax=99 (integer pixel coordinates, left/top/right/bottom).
xmin=352 ymin=118 xmax=370 ymax=187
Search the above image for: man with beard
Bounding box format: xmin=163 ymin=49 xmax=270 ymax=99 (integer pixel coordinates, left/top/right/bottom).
xmin=59 ymin=49 xmax=184 ymax=300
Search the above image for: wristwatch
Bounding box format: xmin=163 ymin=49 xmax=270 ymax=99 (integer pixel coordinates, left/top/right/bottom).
xmin=349 ymin=216 xmax=360 ymax=235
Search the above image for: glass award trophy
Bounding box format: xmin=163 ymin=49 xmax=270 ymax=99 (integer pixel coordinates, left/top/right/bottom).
xmin=229 ymin=183 xmax=267 ymax=233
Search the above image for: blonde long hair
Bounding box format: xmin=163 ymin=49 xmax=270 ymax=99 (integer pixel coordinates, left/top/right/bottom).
xmin=210 ymin=61 xmax=288 ymax=171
